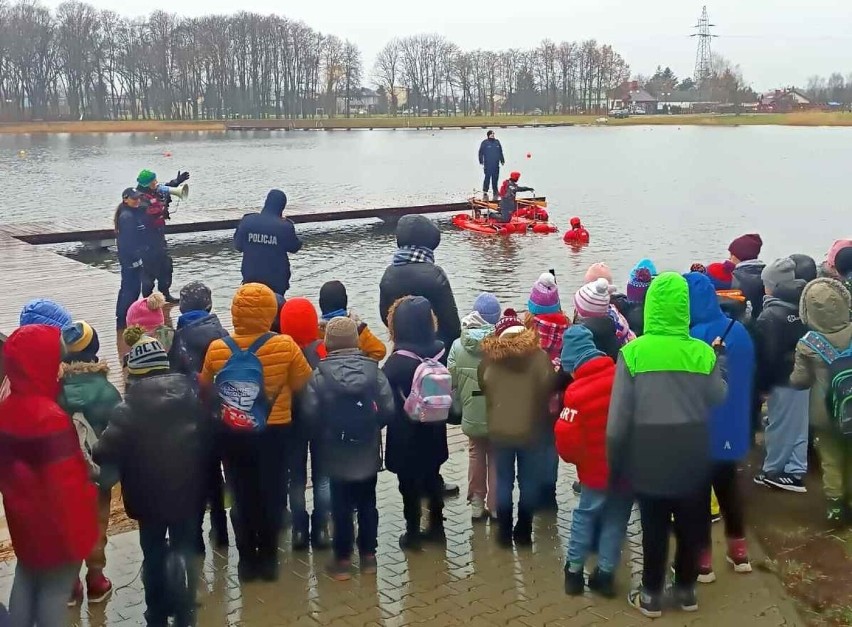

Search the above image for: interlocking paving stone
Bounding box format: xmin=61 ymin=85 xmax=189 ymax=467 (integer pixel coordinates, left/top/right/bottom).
xmin=0 ymin=427 xmax=804 ymax=626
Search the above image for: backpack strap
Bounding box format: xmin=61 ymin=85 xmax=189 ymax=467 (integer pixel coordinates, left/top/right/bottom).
xmin=222 ymin=335 xmax=240 ymax=355
xmin=801 ymin=331 xmax=841 ymax=364
xmin=395 ymin=350 xmax=423 ymax=362
xmin=247 ymin=332 xmax=276 ymax=355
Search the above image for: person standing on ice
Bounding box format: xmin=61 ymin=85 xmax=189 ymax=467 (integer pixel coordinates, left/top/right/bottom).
xmin=478 ymin=131 xmax=504 ymax=201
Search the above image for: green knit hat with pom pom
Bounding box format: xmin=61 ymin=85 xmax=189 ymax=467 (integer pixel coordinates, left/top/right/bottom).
xmin=137 ymin=169 xmax=157 ymax=187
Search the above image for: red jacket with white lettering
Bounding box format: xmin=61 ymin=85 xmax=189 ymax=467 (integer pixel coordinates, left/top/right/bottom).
xmin=554 ymin=355 xmax=615 ymax=490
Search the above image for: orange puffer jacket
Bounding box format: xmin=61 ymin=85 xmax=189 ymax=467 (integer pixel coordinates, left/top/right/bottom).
xmin=200 ymin=283 xmax=313 ymax=426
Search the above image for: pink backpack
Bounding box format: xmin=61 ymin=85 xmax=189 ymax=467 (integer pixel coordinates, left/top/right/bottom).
xmin=395 ymin=349 xmax=453 ymax=423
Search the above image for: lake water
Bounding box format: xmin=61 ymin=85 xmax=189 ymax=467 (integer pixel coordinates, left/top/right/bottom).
xmin=1 ymin=126 xmax=850 ymax=330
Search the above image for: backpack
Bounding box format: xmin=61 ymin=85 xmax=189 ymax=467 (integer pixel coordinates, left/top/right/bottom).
xmin=215 ymin=333 xmax=276 ymax=432
xmin=323 ymin=374 xmax=380 ymax=445
xmin=800 ymin=331 xmax=852 ymax=436
xmin=396 ymin=349 xmax=452 ymax=423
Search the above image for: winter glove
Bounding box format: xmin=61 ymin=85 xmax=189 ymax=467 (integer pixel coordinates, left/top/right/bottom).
xmin=176 ymin=170 xmax=190 ymax=184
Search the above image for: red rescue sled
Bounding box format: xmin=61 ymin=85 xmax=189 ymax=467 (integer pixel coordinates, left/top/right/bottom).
xmin=453 ymin=196 xmax=558 ymax=236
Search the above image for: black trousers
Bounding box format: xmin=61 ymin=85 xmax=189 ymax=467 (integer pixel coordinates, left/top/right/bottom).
xmin=197 ymin=437 xmax=227 ymax=546
xmin=223 ymin=425 xmax=293 ymax=564
xmin=139 ymin=517 xmax=197 ymax=626
xmin=398 ymin=466 xmax=443 ymax=532
xmin=703 ymin=462 xmax=745 ymax=546
xmin=142 ymin=246 xmax=174 ymax=297
xmin=637 ymin=491 xmax=706 ymax=594
xmin=330 ymin=476 xmax=379 ymax=561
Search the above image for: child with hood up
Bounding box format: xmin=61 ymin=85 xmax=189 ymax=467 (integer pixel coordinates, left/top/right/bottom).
xmin=574 ymin=278 xmax=636 ymax=346
xmin=791 ymin=278 xmax=852 ymax=523
xmin=479 ymin=309 xmax=556 ymax=547
xmin=95 ymin=327 xmax=208 ymax=627
xmin=686 ymin=272 xmax=755 ymax=582
xmin=319 ymin=280 xmax=387 ymax=361
xmin=59 ymin=321 xmax=122 ymax=606
xmin=0 ymin=325 xmax=98 ymax=627
xmin=126 ymin=292 xmax=174 ymax=351
xmin=279 ymin=297 xmax=331 ymax=551
xmin=820 ymin=239 xmax=852 ymax=279
xmin=448 ymin=293 xmax=501 ymax=521
xmin=167 ymin=281 xmax=229 ymax=550
xmin=382 ymin=296 xmax=449 ymax=550
xmin=557 ymin=325 xmax=632 ymax=600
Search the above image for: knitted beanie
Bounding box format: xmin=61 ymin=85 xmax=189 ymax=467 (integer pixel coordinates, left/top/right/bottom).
xmin=324 ymin=316 xmax=359 ymax=352
xmin=626 ymin=268 xmax=653 ymax=304
xmin=574 ymin=278 xmax=611 ymax=318
xmin=634 ymin=258 xmax=658 ymax=277
xmin=761 ymin=257 xmax=797 ymax=293
xmin=319 ymin=280 xmax=348 ymax=316
xmin=560 ymin=324 xmax=604 ymax=373
xmin=473 ymin=292 xmax=502 ymax=325
xmin=706 ymin=261 xmax=734 ymax=290
xmin=61 ymin=321 xmax=100 ymax=363
xmin=179 ymin=281 xmax=212 ymax=314
xmin=19 ymin=298 xmax=72 ymax=329
xmin=584 ymin=262 xmax=613 ymax=284
xmin=494 ymin=308 xmax=525 ymax=337
xmin=124 ymin=326 xmax=169 ymax=376
xmin=527 ymin=272 xmax=561 ymax=314
xmin=834 ymin=246 xmax=852 ymax=278
xmin=137 ymin=169 xmax=157 ymax=187
xmin=126 ymin=293 xmax=166 ymax=332
xmin=728 ymin=233 xmax=763 ymax=262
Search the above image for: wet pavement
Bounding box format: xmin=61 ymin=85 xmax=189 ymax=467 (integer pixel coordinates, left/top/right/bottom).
xmin=0 ymin=428 xmax=804 ymax=626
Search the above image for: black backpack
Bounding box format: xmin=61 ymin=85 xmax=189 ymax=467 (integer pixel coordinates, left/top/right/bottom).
xmin=323 ymin=375 xmax=380 ymax=445
xmin=800 ymin=331 xmax=852 ymax=437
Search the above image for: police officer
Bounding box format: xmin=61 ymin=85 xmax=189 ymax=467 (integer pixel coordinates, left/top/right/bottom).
xmin=234 ymin=189 xmax=302 ymax=296
xmin=478 ymin=130 xmax=505 ymax=200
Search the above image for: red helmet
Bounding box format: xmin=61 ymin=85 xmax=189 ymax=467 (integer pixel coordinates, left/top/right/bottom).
xmin=570 ymin=217 xmax=581 ymax=228
xmin=510 ymin=171 xmax=521 ymax=181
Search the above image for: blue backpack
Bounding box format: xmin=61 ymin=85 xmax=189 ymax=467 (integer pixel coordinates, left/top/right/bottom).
xmin=800 ymin=331 xmax=852 ymax=437
xmin=215 ymin=333 xmax=276 ymax=432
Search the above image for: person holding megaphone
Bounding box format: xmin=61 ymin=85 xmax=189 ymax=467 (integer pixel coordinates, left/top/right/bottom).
xmin=136 ymin=169 xmax=190 ymax=304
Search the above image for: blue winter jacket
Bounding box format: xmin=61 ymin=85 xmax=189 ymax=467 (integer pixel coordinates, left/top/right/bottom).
xmin=234 ymin=189 xmax=302 ymax=295
xmin=478 ymin=138 xmax=504 ymax=173
xmin=686 ymin=272 xmax=755 ymax=461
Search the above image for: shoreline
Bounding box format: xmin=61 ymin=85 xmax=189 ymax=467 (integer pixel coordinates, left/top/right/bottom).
xmin=2 ymin=111 xmax=852 ymax=134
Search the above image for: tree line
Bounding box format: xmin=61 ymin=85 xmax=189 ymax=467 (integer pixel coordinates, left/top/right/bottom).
xmin=0 ymin=1 xmax=630 ymax=121
xmin=803 ymin=73 xmax=852 ymax=105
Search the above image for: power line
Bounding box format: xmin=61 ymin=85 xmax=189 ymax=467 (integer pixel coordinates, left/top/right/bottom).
xmin=691 ymin=6 xmax=718 ymax=85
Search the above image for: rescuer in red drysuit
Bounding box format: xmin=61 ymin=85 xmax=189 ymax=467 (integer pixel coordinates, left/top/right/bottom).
xmin=563 ymin=217 xmax=590 ymax=245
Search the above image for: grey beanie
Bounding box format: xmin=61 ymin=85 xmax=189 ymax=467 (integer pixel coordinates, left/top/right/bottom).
xmin=761 ymin=257 xmax=797 ymax=293
xmin=324 ymin=316 xmax=359 ymax=352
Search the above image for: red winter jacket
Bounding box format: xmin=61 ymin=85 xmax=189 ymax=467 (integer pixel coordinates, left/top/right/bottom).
xmin=0 ymin=325 xmax=98 ymax=569
xmin=554 ymin=355 xmax=615 ymax=490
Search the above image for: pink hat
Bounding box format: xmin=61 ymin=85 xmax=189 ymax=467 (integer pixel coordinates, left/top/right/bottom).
xmin=827 ymin=239 xmax=852 ymax=270
xmin=584 ymin=262 xmax=613 ymax=284
xmin=527 ymin=272 xmax=561 ymax=314
xmin=126 ymin=293 xmax=166 ymax=332
xmin=574 ymin=279 xmax=611 ymax=318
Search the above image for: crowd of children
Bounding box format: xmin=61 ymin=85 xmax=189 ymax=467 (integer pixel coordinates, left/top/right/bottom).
xmin=1 ymin=223 xmax=852 ymax=625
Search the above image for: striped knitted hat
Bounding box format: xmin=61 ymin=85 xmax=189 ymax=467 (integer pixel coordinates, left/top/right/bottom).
xmin=574 ymin=278 xmax=611 ymax=318
xmin=124 ymin=326 xmax=170 ymax=376
xmin=494 ymin=308 xmax=525 ymax=337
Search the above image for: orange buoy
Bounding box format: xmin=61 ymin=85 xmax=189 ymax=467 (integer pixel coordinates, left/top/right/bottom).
xmin=163 ymin=151 xmax=172 ymax=157
xmin=526 ymin=152 xmax=532 ymax=159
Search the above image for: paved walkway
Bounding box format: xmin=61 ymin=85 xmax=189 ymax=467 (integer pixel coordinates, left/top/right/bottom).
xmin=0 ymin=428 xmax=804 ymax=626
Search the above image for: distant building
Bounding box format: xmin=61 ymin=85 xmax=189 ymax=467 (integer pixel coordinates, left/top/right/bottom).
xmin=608 ymin=81 xmax=658 ymax=114
xmin=757 ymin=89 xmax=811 ymax=113
xmin=336 ymin=88 xmax=381 ymax=115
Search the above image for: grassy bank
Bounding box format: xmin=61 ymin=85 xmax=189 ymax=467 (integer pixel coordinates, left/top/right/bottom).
xmin=1 ymin=111 xmax=851 ymax=134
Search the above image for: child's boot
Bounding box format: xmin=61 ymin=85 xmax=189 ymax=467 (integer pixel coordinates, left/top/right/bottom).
xmin=726 ymin=537 xmax=752 ymax=573
xmin=563 ymin=563 xmax=585 ymax=596
xmin=86 ymin=570 xmax=113 ymax=603
xmin=697 ymin=548 xmax=716 ymax=583
xmin=311 ymin=512 xmax=331 ymax=550
xmin=496 ymin=509 xmax=513 ymax=548
xmin=513 ymin=509 xmax=533 ymax=547
xmin=587 ymin=567 xmax=616 ymax=598
xmin=423 ymin=499 xmax=446 ymax=544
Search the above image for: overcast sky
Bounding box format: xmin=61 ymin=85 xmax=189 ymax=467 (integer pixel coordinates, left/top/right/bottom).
xmin=43 ymin=0 xmax=852 ymax=90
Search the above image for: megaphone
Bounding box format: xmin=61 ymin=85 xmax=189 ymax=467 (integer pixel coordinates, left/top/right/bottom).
xmin=159 ymin=183 xmax=189 ymax=201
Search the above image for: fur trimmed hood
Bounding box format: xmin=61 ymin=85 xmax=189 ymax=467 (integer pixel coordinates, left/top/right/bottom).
xmin=60 ymin=361 xmax=110 ymax=379
xmin=482 ymin=328 xmax=541 ymax=363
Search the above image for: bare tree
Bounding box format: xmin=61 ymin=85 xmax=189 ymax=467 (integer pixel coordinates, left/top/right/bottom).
xmin=374 ymin=38 xmax=401 ymax=114
xmin=341 ymin=40 xmax=361 ymax=117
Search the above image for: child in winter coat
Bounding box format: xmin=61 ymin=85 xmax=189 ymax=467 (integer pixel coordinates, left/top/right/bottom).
xmin=319 ymin=280 xmax=387 ymax=360
xmin=834 ymin=246 xmax=852 ymax=315
xmin=752 ymin=259 xmax=810 ymax=493
xmin=200 ymin=283 xmax=313 ymax=582
xmin=728 ymin=233 xmax=766 ymax=320
xmin=608 ymin=273 xmax=727 ymax=619
xmin=557 ymin=325 xmax=632 ymax=599
xmin=126 ymin=292 xmax=174 ymax=351
xmin=479 ymin=309 xmax=556 ymax=547
xmin=448 ymin=293 xmax=500 ymax=521
xmin=382 ymin=296 xmax=450 ymax=550
xmin=574 ymin=278 xmax=636 ymax=346
xmin=686 ymin=272 xmax=756 ymax=581
xmin=301 ymin=317 xmax=396 ymax=580
xmin=790 ymin=278 xmax=852 ymax=523
xmin=58 ymin=321 xmax=122 ymax=606
xmin=279 ymin=297 xmax=331 ymax=551
xmin=0 ymin=325 xmax=98 ymax=627
xmin=167 ymin=281 xmax=230 ymax=550
xmin=525 ymin=272 xmax=570 ymax=511
xmin=95 ymin=328 xmax=208 ymax=627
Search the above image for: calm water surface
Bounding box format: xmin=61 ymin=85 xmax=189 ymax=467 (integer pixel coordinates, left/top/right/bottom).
xmin=1 ymin=127 xmax=850 ymax=330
